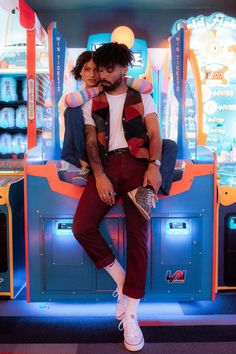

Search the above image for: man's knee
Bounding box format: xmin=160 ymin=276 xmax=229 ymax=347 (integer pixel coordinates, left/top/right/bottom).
xmin=162 ymin=139 xmax=178 ymax=156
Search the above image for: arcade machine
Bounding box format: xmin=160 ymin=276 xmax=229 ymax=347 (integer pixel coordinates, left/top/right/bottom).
xmin=171 ymin=13 xmax=236 ymax=291
xmin=0 ymin=0 xmax=47 ymax=298
xmin=25 ymin=26 xmax=217 ymax=302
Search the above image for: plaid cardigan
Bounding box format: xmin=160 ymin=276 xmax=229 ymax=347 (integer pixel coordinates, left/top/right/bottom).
xmin=91 ymin=88 xmax=150 ymax=162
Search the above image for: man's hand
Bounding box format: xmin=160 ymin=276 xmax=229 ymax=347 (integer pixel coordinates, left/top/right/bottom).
xmin=143 ymin=163 xmax=162 ymax=194
xmin=95 ymin=173 xmax=116 ymax=206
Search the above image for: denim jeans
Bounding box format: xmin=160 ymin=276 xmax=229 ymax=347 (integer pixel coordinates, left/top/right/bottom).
xmin=61 ymin=107 xmax=87 ymax=167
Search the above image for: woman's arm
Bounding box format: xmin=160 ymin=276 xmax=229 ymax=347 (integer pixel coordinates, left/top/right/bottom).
xmin=65 ymin=86 xmax=101 ymax=108
xmin=65 ymin=77 xmax=153 ymax=108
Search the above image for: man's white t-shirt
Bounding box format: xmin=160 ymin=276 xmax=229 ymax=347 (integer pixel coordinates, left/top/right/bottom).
xmin=82 ymin=92 xmax=156 ymax=152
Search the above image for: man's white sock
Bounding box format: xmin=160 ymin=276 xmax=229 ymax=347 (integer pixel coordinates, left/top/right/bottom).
xmin=126 ymin=297 xmax=140 ymax=319
xmin=104 ymin=259 xmax=125 ymax=290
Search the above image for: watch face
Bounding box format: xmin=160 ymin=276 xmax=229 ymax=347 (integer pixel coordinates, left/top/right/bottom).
xmin=154 ymin=160 xmax=161 ymax=167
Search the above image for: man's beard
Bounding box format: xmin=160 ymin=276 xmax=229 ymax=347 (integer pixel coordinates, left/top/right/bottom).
xmin=102 ymin=75 xmax=122 ymax=92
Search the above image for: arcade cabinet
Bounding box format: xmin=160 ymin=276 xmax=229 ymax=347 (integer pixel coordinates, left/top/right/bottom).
xmin=0 ymin=0 xmax=47 ymax=298
xmin=24 ymin=26 xmax=217 ymax=303
xmin=171 ymin=13 xmax=236 ymax=290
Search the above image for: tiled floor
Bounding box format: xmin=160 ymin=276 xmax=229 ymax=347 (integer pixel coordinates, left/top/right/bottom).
xmin=1 ymin=342 xmax=236 ymax=354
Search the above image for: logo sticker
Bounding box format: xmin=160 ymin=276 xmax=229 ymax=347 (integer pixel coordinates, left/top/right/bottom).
xmin=165 ymin=270 xmax=186 ymax=283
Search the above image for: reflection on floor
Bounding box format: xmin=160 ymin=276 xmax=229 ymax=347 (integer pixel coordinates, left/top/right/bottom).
xmin=1 ymin=291 xmax=236 ymax=325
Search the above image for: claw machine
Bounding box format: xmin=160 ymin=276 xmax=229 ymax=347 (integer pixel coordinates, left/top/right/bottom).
xmin=0 ymin=0 xmax=48 ymax=298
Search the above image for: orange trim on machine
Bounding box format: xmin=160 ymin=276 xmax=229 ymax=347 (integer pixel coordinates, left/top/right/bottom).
xmin=26 ymin=161 xmax=214 ymax=201
xmin=212 ymin=152 xmax=218 ymax=300
xmin=160 ymin=161 xmax=214 ymax=198
xmin=48 ymin=22 xmax=55 ymax=83
xmin=27 ymin=28 xmax=36 ymax=150
xmin=218 ymin=185 xmax=236 ymax=206
xmin=24 ymin=156 xmax=31 ymax=302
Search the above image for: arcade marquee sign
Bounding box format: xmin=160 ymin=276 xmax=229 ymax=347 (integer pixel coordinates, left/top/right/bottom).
xmin=171 ymin=12 xmax=236 ymax=34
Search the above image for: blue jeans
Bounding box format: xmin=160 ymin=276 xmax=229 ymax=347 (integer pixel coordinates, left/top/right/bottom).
xmin=61 ymin=107 xmax=87 ymax=167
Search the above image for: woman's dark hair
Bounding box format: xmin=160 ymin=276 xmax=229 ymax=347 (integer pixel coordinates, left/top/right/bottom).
xmin=71 ymin=51 xmax=94 ymax=80
xmin=93 ymin=42 xmax=134 ymax=69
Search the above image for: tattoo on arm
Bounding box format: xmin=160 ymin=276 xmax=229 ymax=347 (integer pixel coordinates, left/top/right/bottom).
xmin=85 ymin=125 xmax=104 ymax=177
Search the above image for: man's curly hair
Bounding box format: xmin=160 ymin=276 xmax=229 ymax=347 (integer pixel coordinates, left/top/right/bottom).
xmin=93 ymin=42 xmax=134 ymax=69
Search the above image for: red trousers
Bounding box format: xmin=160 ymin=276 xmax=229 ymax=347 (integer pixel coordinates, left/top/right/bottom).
xmin=72 ymin=152 xmax=149 ymax=298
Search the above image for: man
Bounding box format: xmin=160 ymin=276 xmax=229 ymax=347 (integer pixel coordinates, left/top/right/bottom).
xmin=72 ymin=42 xmax=162 ymax=352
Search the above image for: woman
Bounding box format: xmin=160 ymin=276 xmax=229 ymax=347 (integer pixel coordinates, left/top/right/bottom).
xmin=61 ymin=51 xmax=100 ymax=185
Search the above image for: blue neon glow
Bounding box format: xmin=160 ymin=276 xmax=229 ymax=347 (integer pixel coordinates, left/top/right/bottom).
xmin=229 ymin=216 xmax=236 ymax=230
xmin=165 ymin=220 xmax=189 ymax=235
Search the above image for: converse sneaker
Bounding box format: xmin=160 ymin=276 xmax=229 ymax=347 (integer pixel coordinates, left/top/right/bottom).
xmin=113 ymin=288 xmax=128 ymax=320
xmin=128 ymin=186 xmax=158 ymax=220
xmin=118 ymin=314 xmax=144 ymax=352
xmin=72 ymin=167 xmax=90 ymax=186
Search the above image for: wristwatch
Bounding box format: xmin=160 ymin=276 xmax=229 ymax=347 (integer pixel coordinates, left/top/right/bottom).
xmin=149 ymin=159 xmax=161 ymax=168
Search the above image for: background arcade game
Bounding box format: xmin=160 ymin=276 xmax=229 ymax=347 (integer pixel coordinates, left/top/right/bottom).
xmin=171 ymin=13 xmax=236 ymax=291
xmin=0 ymin=0 xmax=50 ymax=299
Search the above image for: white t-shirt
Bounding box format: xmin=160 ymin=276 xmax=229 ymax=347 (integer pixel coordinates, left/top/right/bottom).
xmin=82 ymin=92 xmax=156 ymax=152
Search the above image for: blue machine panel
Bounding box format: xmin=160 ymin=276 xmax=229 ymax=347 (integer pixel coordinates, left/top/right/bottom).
xmin=161 ymin=218 xmax=193 ymax=265
xmin=43 ymin=218 xmax=93 ymax=291
xmin=41 ymin=217 xmax=124 ymax=293
xmin=151 ymin=217 xmax=203 ymax=298
xmin=218 ymin=205 xmax=236 ymax=286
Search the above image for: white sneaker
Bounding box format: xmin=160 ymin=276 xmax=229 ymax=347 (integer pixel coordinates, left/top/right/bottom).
xmin=72 ymin=167 xmax=90 ymax=186
xmin=112 ymin=288 xmax=128 ymax=320
xmin=118 ymin=314 xmax=144 ymax=352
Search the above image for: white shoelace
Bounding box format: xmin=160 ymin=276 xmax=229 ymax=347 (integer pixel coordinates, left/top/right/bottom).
xmin=147 ymin=189 xmax=158 ymax=208
xmin=112 ymin=288 xmax=126 ymax=305
xmin=118 ymin=315 xmax=140 ymax=338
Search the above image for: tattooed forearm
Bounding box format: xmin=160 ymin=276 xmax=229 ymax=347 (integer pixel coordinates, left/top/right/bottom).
xmin=85 ymin=125 xmax=104 ymax=177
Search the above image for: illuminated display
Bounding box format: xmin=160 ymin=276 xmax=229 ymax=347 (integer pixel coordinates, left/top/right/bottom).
xmin=229 ymin=216 xmax=236 ymax=230
xmin=165 ymin=220 xmax=189 ymax=235
xmin=87 ymin=34 xmax=147 ymax=77
xmin=91 ymin=43 xmax=103 ymax=51
xmin=202 ymin=64 xmax=228 ymax=85
xmin=56 ymin=222 xmax=73 ymax=236
xmin=172 ymin=13 xmax=236 ymax=189
xmin=172 ymin=13 xmax=236 ymax=35
xmin=132 ymin=52 xmax=143 ymax=67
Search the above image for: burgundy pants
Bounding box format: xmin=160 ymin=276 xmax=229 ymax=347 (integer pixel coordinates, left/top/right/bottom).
xmin=72 ymin=152 xmax=149 ymax=299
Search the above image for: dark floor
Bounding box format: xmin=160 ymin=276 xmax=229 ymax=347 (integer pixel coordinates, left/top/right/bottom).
xmin=1 ymin=291 xmax=236 ymax=353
